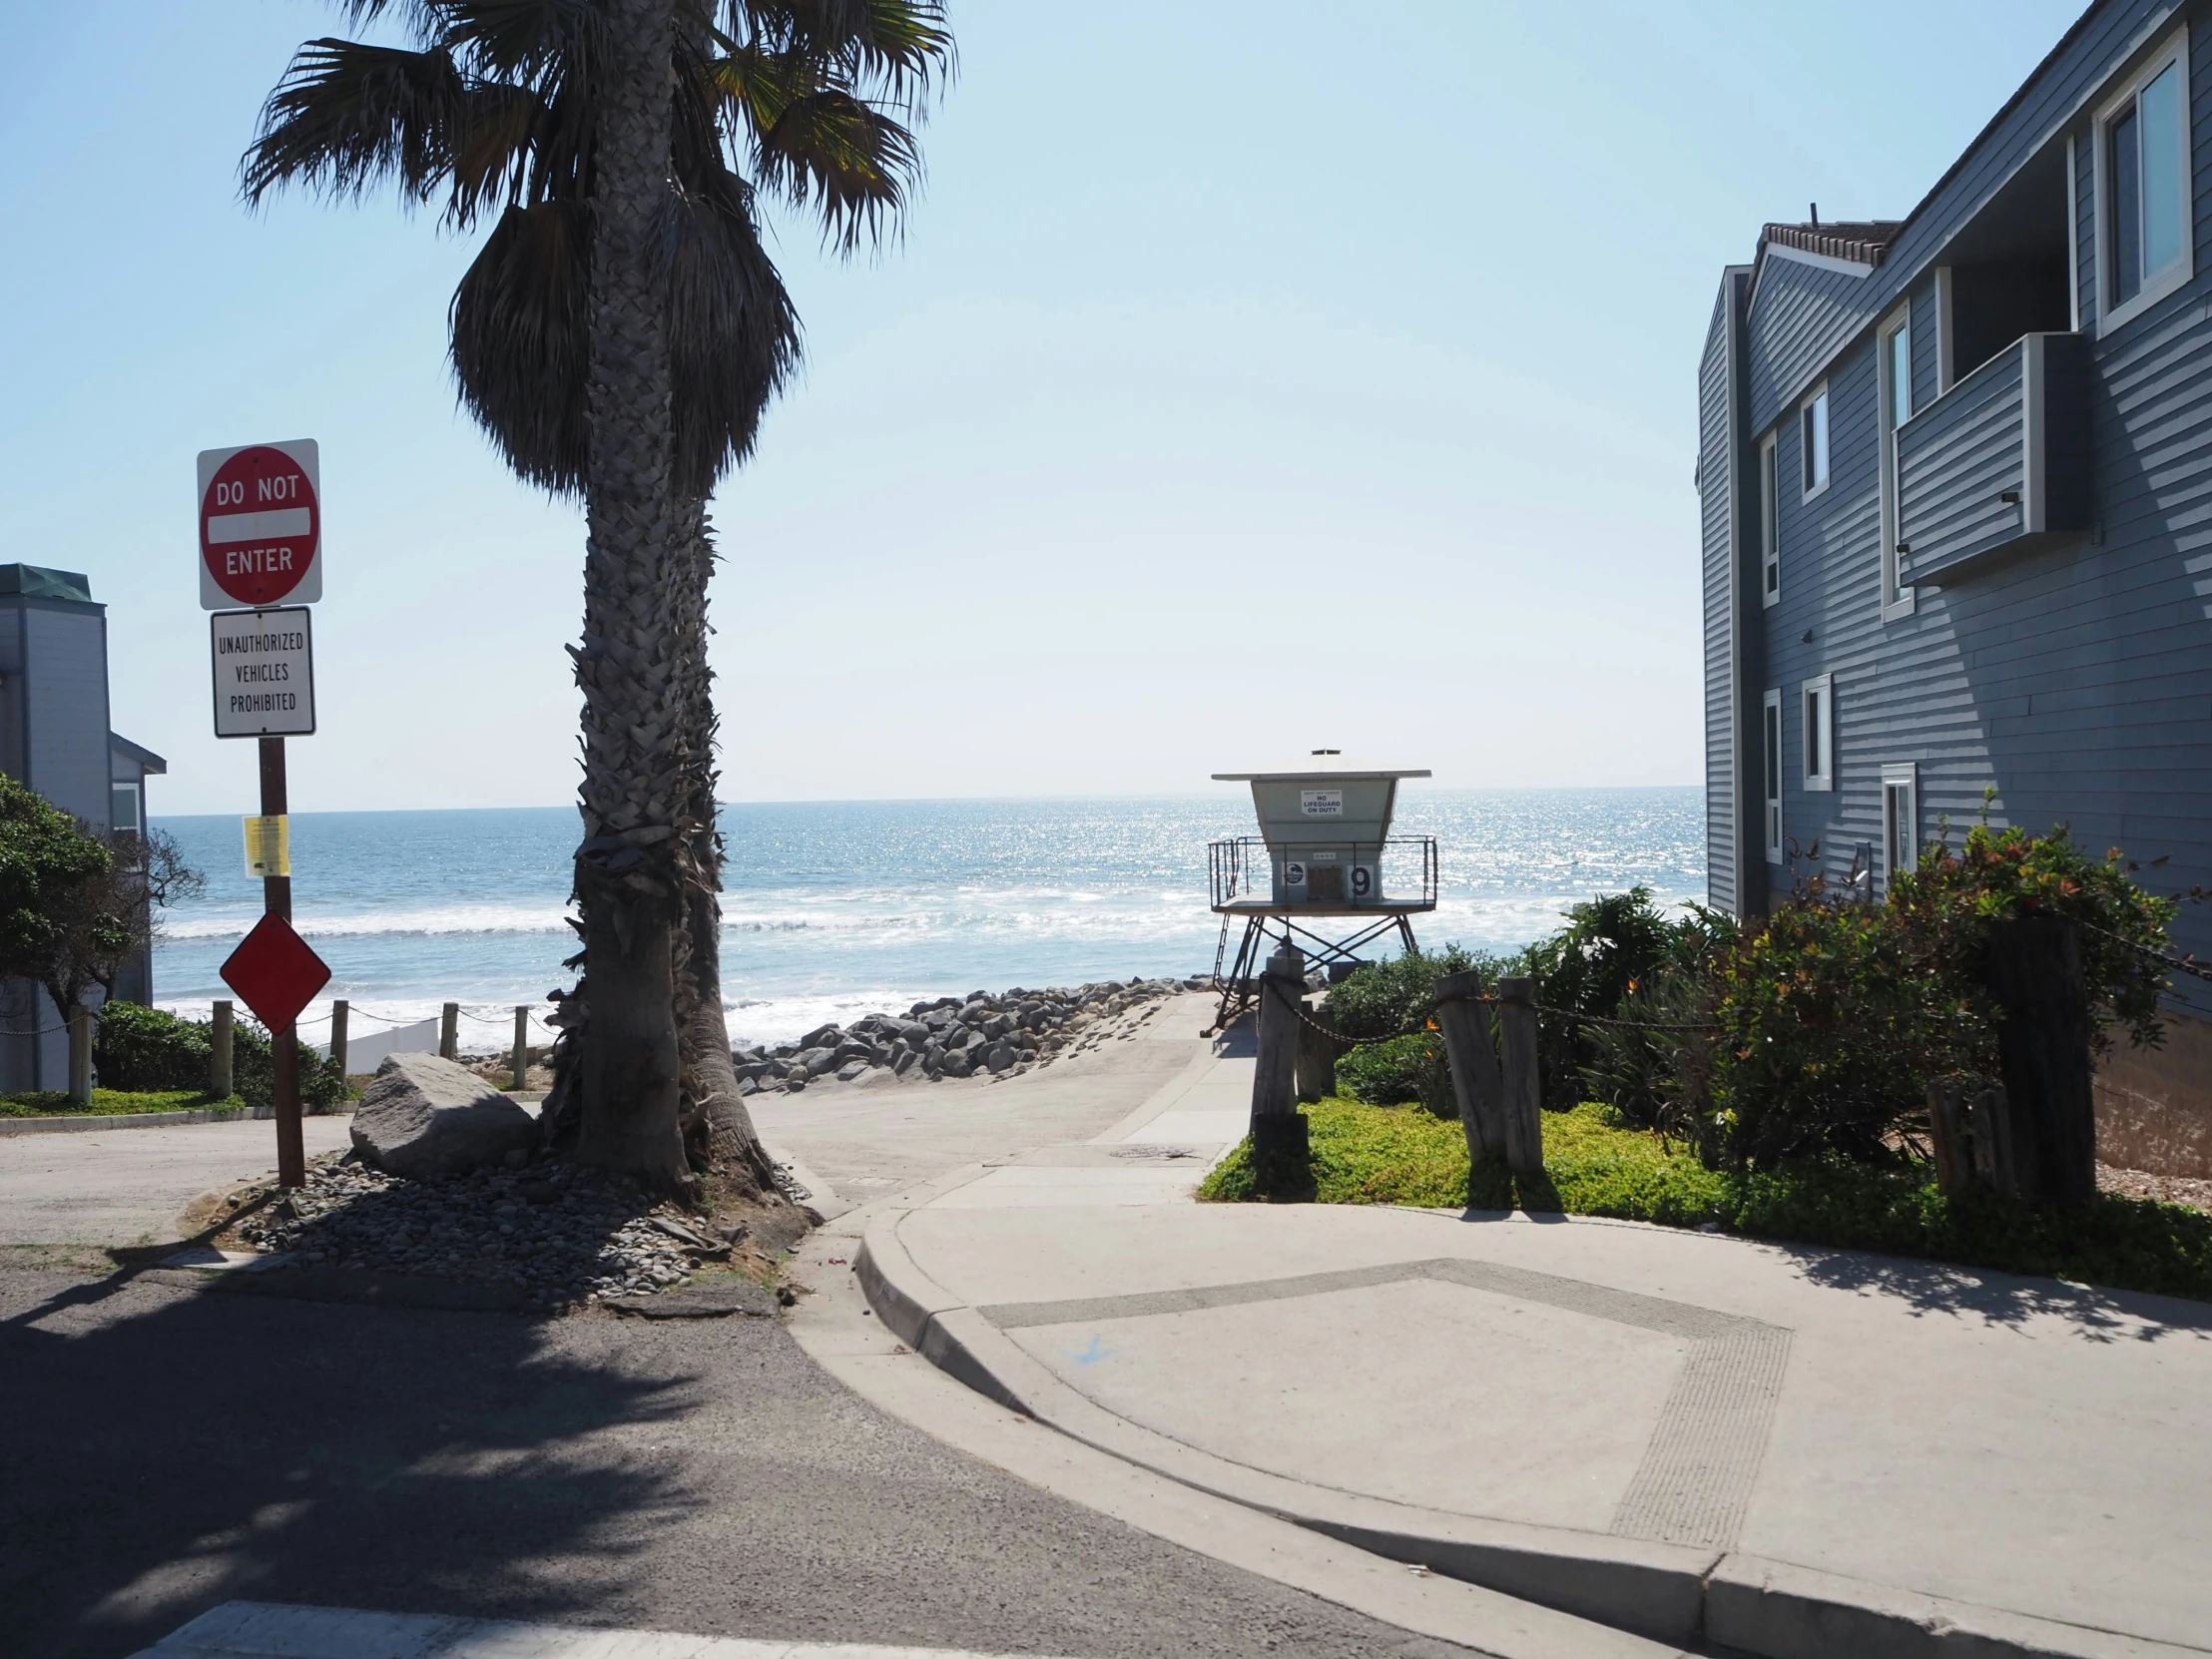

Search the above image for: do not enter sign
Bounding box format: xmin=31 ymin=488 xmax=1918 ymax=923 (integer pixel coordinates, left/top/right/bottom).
xmin=199 ymin=439 xmax=322 ymax=609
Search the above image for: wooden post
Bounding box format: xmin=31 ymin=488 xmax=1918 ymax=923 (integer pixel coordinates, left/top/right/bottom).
xmin=259 ymin=737 xmax=305 ymax=1189
xmin=1494 ymin=976 xmax=1546 ymax=1179
xmin=1984 ymin=914 xmax=2095 ymax=1208
xmin=67 ymin=1007 xmax=92 ymax=1105
xmin=1250 ymin=941 xmax=1308 ymax=1161
xmin=512 ymin=1005 xmax=531 ymax=1091
xmin=440 ymin=1002 xmax=460 ymax=1060
xmin=210 ymin=999 xmax=235 ymax=1100
xmin=329 ymin=1000 xmax=349 ymax=1079
xmin=1927 ymin=1079 xmax=1968 ymax=1197
xmin=1434 ymin=967 xmax=1507 ymax=1165
xmin=1294 ymin=998 xmax=1337 ymax=1104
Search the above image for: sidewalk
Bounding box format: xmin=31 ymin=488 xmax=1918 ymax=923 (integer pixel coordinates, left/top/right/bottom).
xmin=852 ymin=999 xmax=2212 ymax=1659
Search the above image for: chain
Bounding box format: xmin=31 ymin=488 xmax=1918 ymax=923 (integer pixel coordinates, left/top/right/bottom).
xmin=1533 ymin=1004 xmax=1723 ymax=1034
xmin=2080 ymin=918 xmax=2212 ymax=983
xmin=1258 ymin=977 xmax=1720 ymax=1042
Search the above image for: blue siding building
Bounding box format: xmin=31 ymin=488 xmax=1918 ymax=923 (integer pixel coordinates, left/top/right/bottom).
xmin=1699 ymin=0 xmax=2212 ymax=1171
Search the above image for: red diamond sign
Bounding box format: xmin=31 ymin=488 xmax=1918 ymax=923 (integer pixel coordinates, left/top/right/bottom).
xmin=220 ymin=914 xmax=330 ymax=1032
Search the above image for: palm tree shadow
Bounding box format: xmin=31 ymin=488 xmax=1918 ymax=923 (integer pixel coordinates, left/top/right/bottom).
xmin=0 ymin=1267 xmax=707 ymax=1659
xmin=1756 ymin=1238 xmax=2212 ymax=1344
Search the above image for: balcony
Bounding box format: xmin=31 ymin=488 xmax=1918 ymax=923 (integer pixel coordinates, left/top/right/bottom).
xmin=1897 ymin=330 xmax=2090 ymax=587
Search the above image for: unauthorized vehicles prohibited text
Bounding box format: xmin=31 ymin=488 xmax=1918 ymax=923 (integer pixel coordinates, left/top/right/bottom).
xmin=211 ymin=607 xmax=316 ymax=738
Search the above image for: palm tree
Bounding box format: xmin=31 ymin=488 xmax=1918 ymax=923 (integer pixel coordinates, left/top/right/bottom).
xmin=244 ymin=0 xmax=948 ymax=1188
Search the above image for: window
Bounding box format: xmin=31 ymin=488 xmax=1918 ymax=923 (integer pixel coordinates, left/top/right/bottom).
xmin=1801 ymin=384 xmax=1830 ymax=495
xmin=110 ymin=786 xmax=140 ymax=832
xmin=1877 ymin=302 xmax=1916 ymax=620
xmin=1802 ymin=673 xmax=1834 ymax=793
xmin=1762 ymin=690 xmax=1784 ymax=862
xmin=1760 ymin=433 xmax=1781 ymax=605
xmin=1882 ymin=764 xmax=1919 ymax=890
xmin=2097 ymin=29 xmax=2192 ymax=329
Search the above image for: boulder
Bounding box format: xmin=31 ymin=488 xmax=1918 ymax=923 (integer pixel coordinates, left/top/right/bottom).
xmin=801 ymin=1022 xmax=843 ymax=1050
xmin=796 ymin=1045 xmax=836 ymax=1077
xmin=985 ymin=1043 xmax=1015 ymax=1074
xmin=939 ymin=1050 xmax=974 ymax=1078
xmin=350 ymin=1052 xmax=538 ymax=1180
xmin=835 ymin=1059 xmax=867 ymax=1082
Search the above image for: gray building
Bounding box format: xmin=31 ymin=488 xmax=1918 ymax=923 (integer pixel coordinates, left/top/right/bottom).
xmin=1 ymin=564 xmax=167 ymax=1093
xmin=1698 ymin=0 xmax=2212 ymax=1168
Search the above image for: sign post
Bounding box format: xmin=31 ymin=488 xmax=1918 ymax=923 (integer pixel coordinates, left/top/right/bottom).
xmin=202 ymin=439 xmax=323 ymax=1188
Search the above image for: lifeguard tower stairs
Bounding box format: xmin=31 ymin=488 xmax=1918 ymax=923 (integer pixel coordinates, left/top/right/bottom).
xmin=1207 ymin=753 xmax=1436 ymax=1027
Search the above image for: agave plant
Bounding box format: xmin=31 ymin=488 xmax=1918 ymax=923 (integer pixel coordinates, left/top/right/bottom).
xmin=244 ymin=0 xmax=949 ymax=1186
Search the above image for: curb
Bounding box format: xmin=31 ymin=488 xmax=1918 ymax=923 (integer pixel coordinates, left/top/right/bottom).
xmin=0 ymin=1104 xmax=357 ymax=1137
xmin=853 ymin=1217 xmax=2212 ymax=1659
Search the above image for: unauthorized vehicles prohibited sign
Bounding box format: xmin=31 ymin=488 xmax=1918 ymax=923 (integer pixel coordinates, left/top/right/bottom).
xmin=199 ymin=439 xmax=321 ymax=608
xmin=212 ymin=607 xmax=316 ymax=738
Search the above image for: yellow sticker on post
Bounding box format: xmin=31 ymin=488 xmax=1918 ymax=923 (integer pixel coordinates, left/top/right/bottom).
xmin=243 ymin=815 xmax=290 ymax=878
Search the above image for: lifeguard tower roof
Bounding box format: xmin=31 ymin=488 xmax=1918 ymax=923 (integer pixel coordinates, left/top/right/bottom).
xmin=1210 ymin=756 xmax=1431 ymax=783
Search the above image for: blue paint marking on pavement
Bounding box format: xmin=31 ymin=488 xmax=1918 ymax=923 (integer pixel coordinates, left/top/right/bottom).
xmin=1067 ymin=1336 xmax=1110 ymax=1366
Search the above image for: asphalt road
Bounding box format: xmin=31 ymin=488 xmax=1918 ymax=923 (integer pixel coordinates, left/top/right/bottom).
xmin=0 ymin=1267 xmax=1471 ymax=1659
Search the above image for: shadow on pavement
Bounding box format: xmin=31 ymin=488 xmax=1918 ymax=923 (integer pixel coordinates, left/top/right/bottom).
xmin=1757 ymin=1238 xmax=2212 ymax=1343
xmin=0 ymin=1269 xmax=696 ymax=1659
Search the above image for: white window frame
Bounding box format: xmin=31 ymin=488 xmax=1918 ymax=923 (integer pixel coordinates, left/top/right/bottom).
xmin=1759 ymin=431 xmax=1781 ymax=607
xmin=2094 ymin=24 xmax=2193 ymax=335
xmin=1802 ymin=673 xmax=1835 ymax=793
xmin=1882 ymin=764 xmax=1919 ymax=891
xmin=1762 ymin=689 xmax=1784 ymax=862
xmin=1800 ymin=382 xmax=1831 ymax=498
xmin=1933 ymin=266 xmax=1955 ymax=393
xmin=110 ymin=784 xmax=142 ymax=833
xmin=1877 ymin=301 xmax=1918 ymax=623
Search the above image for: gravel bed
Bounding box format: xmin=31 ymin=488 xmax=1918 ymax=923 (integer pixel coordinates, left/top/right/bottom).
xmin=2097 ymin=1161 xmax=2212 ymax=1214
xmin=223 ymin=1157 xmax=749 ymax=1307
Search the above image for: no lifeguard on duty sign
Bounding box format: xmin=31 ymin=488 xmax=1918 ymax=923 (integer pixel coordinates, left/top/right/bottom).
xmin=198 ymin=439 xmax=321 ymax=609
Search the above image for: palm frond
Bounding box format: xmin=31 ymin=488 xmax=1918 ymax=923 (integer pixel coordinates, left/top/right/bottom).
xmin=242 ymin=38 xmax=537 ymax=227
xmin=449 ymin=201 xmax=591 ymax=493
xmin=449 ymin=177 xmax=798 ymax=499
xmin=751 ymin=88 xmax=919 ymax=253
xmin=727 ymin=0 xmax=952 ymax=103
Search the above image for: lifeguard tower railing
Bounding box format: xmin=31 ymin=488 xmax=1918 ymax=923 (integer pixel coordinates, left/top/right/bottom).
xmin=1206 ymin=833 xmax=1438 ymax=1025
xmin=1207 ymin=835 xmax=1438 ymax=912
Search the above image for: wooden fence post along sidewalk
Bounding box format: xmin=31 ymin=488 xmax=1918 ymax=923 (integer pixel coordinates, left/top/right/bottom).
xmin=1433 ymin=968 xmax=1543 ymax=1180
xmin=1249 ymin=941 xmax=1310 ymax=1163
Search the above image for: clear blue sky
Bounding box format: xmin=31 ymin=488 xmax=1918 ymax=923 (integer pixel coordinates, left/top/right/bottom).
xmin=0 ymin=0 xmax=2086 ymax=815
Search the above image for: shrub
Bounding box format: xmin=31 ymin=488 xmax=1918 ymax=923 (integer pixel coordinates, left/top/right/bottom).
xmin=94 ymin=1002 xmax=211 ymax=1090
xmin=1892 ymin=820 xmax=2181 ymax=1057
xmin=1335 ymin=1031 xmax=1451 ymax=1114
xmin=1709 ymin=897 xmax=1983 ymax=1169
xmin=1326 ymin=945 xmax=1487 ymax=1041
xmin=1514 ymin=888 xmax=1716 ymax=1110
xmin=93 ymin=1000 xmax=348 ymax=1110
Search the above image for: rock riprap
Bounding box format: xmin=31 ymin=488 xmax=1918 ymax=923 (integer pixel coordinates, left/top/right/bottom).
xmin=350 ymin=1051 xmax=538 ymax=1179
xmin=226 ymin=1156 xmax=750 ymax=1306
xmin=734 ymin=977 xmax=1204 ymax=1093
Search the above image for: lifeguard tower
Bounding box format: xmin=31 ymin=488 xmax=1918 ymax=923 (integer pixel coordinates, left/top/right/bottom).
xmin=1207 ymin=752 xmax=1436 ymax=1024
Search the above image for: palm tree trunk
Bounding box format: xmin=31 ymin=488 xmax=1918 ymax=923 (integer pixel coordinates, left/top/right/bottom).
xmin=669 ymin=500 xmax=780 ymax=1199
xmin=572 ymin=0 xmax=688 ymax=1188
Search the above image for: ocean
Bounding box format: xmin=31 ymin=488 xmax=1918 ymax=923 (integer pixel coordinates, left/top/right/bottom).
xmin=150 ymin=788 xmax=1704 ymax=1050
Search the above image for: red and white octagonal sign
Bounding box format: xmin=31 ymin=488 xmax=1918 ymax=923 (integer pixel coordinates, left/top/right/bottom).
xmin=198 ymin=439 xmax=322 ymax=609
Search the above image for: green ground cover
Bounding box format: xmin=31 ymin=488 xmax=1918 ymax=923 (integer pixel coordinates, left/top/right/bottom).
xmin=1200 ymin=1098 xmax=2212 ymax=1303
xmin=0 ymin=1089 xmax=245 ymax=1119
